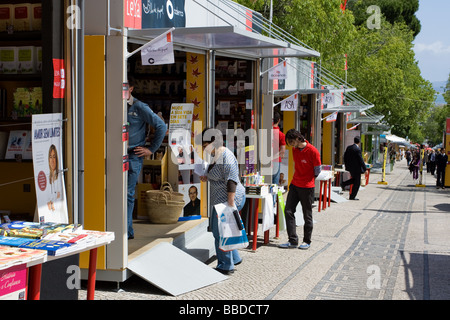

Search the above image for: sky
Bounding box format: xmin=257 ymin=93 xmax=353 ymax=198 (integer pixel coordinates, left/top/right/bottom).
xmin=412 ymin=0 xmax=450 ymax=83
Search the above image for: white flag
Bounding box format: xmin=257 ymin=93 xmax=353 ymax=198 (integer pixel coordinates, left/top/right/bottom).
xmin=268 ymin=60 xmax=287 ymax=80
xmin=325 ymin=111 xmax=338 ymax=122
xmin=141 ymin=31 xmax=174 ymax=66
xmin=347 ymin=123 xmax=360 ymax=131
xmin=280 ymin=93 xmax=298 ymax=111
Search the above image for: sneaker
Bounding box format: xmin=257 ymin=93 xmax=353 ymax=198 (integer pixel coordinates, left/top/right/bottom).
xmin=215 ymin=268 xmax=234 ymax=275
xmin=278 ymin=242 xmax=297 ymax=249
xmin=299 ymin=242 xmax=310 ymax=250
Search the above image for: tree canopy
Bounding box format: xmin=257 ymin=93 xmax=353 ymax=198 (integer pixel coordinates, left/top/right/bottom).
xmin=235 ymin=0 xmax=440 ymax=144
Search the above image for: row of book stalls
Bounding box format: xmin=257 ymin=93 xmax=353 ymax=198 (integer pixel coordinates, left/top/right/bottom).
xmin=0 ymin=0 xmax=389 ymax=298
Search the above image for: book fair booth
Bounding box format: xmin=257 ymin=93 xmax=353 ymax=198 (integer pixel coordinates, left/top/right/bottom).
xmin=0 ymin=0 xmax=115 ymax=300
xmin=0 ymin=0 xmax=386 ymax=299
xmin=85 ymin=0 xmax=322 ymax=293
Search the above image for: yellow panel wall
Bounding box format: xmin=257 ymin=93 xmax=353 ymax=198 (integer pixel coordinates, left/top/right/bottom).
xmin=186 ymin=52 xmax=207 ymax=216
xmin=80 ymin=36 xmax=106 ymax=269
xmin=322 ymin=115 xmax=333 ymax=165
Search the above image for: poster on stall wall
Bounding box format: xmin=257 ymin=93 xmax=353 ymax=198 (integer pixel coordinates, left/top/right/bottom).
xmin=0 ymin=264 xmax=26 ymax=300
xmin=32 ymin=113 xmax=68 ymax=224
xmin=178 ymin=183 xmax=201 ymax=218
xmin=169 ymin=103 xmax=194 ymax=147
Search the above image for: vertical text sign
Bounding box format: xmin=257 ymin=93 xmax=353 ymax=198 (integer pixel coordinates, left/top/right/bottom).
xmin=124 ymin=0 xmax=142 ymax=29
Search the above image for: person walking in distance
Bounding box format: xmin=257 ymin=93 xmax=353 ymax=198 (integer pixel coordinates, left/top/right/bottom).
xmin=340 ymin=136 xmax=367 ymax=200
xmin=278 ymin=129 xmax=321 ymax=250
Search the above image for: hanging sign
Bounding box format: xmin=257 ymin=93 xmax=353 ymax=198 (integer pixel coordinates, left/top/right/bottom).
xmin=32 ymin=113 xmax=68 ymax=224
xmin=52 ymin=59 xmax=65 ymax=99
xmin=275 ymin=92 xmax=298 ymax=111
xmin=323 ymin=111 xmax=338 ymax=122
xmin=141 ymin=30 xmax=174 ymax=66
xmin=268 ymin=60 xmax=287 ymax=80
xmin=347 ymin=123 xmax=360 ymax=131
xmin=142 ymin=0 xmax=185 ymax=28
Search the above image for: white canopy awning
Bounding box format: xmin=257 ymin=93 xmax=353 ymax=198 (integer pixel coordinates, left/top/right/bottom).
xmin=128 ymin=26 xmax=319 ymax=59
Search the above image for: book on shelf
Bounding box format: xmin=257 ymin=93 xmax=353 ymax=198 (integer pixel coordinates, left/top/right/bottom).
xmin=17 ymin=239 xmax=75 ymax=256
xmin=0 ymin=236 xmax=77 ymax=256
xmin=4 ymin=130 xmax=28 ymax=160
xmin=0 ymin=221 xmax=83 ymax=239
xmin=42 ymin=231 xmax=95 ymax=249
xmin=81 ymin=230 xmax=115 ymax=245
xmin=0 ymin=236 xmax=32 ymax=247
xmin=0 ymin=246 xmax=46 ymax=269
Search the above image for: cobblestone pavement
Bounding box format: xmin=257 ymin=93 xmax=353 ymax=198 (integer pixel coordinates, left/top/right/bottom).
xmin=79 ymin=161 xmax=450 ymax=300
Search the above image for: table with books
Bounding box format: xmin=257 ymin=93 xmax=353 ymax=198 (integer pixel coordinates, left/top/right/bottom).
xmin=244 ymin=184 xmax=283 ymax=251
xmin=0 ymin=221 xmax=114 ymax=300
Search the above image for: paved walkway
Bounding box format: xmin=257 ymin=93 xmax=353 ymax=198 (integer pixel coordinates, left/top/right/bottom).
xmin=79 ymin=160 xmax=450 ymax=300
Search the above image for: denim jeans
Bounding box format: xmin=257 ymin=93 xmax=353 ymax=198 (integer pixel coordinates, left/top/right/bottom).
xmin=211 ymin=196 xmax=246 ymax=271
xmin=284 ymin=184 xmax=314 ymax=245
xmin=127 ymin=154 xmax=143 ymax=238
xmin=272 ymin=161 xmax=281 ymax=185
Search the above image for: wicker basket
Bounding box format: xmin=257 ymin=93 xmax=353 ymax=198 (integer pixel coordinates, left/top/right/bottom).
xmin=146 ymin=183 xmax=185 ymax=224
xmin=147 ymin=182 xmax=184 ymax=203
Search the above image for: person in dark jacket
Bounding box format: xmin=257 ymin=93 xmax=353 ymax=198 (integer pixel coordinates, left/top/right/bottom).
xmin=341 ymin=136 xmax=367 ymax=200
xmin=436 ymin=149 xmax=448 ymax=189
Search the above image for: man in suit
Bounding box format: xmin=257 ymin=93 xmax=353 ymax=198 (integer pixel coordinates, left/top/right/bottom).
xmin=341 ymin=136 xmax=367 ymax=200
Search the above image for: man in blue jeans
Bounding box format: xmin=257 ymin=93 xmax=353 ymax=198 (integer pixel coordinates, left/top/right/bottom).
xmin=125 ymin=76 xmax=167 ymax=239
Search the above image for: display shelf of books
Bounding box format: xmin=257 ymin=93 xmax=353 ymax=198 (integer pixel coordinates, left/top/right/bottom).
xmin=214 ymin=57 xmax=253 ymax=139
xmin=0 ymin=220 xmax=115 ymax=260
xmin=0 ymin=219 xmax=114 ymax=301
xmin=0 ymin=2 xmax=43 ymax=165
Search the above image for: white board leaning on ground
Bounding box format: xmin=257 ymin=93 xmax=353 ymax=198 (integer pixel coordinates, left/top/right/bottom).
xmin=32 ymin=113 xmax=68 ymax=224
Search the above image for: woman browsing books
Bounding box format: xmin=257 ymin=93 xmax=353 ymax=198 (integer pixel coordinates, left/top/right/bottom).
xmin=197 ymin=128 xmax=246 ymax=275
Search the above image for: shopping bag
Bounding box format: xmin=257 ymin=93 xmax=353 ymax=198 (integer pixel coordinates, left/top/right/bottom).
xmin=277 ymin=190 xmax=286 ymax=231
xmin=262 ymin=194 xmax=274 ymax=232
xmin=214 ymin=203 xmax=249 ymax=252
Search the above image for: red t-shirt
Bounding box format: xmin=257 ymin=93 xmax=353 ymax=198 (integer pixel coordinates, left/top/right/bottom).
xmin=273 ymin=126 xmax=286 ymax=162
xmin=291 ymin=141 xmax=321 ymax=188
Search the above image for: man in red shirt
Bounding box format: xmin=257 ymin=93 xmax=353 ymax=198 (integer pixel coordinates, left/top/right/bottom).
xmin=272 ymin=112 xmax=286 ymax=185
xmin=279 ymin=129 xmax=321 ymax=250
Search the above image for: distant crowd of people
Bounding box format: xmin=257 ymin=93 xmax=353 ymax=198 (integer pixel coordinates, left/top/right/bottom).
xmin=405 ymin=148 xmax=448 ymax=189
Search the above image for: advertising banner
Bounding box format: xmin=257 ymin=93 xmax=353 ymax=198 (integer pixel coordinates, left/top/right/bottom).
xmin=32 ymin=113 xmax=68 ymax=223
xmin=142 ymin=0 xmax=185 ymax=28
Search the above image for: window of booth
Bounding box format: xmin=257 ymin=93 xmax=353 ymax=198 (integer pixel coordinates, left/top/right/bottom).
xmin=0 ymin=0 xmax=65 ymax=222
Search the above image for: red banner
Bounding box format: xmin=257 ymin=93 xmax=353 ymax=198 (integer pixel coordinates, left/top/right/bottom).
xmin=124 ymin=0 xmax=142 ymax=29
xmin=53 ymin=59 xmax=65 ymax=99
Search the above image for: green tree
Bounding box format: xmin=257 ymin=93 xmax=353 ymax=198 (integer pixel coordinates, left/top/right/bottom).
xmin=423 ymin=103 xmax=450 ymax=145
xmin=445 ymin=73 xmax=450 ymax=105
xmin=236 ymin=0 xmax=357 ymax=77
xmin=346 ymin=18 xmax=434 ymax=142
